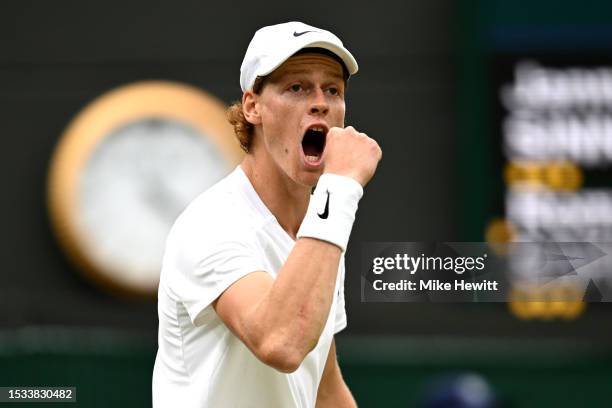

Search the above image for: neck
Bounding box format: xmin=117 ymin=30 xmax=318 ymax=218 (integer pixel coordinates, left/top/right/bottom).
xmin=240 ymin=154 xmax=311 ymax=239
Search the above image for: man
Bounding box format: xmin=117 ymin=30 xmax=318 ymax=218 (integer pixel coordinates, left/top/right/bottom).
xmin=153 ymin=21 xmax=381 ymax=407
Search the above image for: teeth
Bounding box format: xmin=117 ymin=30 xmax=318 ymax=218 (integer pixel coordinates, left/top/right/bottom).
xmin=310 ymin=126 xmax=324 ymax=132
xmin=305 ymin=155 xmax=319 ymax=163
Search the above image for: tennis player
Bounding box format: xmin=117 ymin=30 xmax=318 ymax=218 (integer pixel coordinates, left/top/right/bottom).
xmin=153 ymin=21 xmax=381 ymax=407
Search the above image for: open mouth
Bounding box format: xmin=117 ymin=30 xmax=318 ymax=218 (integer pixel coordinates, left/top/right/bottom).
xmin=301 ymin=125 xmax=327 ymax=164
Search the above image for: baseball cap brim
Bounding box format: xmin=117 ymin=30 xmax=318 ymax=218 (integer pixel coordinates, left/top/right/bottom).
xmin=257 ymin=40 xmax=358 ymax=80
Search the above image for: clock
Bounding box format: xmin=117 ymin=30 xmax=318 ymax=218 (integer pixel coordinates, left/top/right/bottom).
xmin=48 ymin=81 xmax=243 ymax=297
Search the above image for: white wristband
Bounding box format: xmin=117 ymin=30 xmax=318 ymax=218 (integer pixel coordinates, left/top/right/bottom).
xmin=297 ymin=173 xmax=363 ymax=252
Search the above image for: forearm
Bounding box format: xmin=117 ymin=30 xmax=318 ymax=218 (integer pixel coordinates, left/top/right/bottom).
xmin=317 ymin=340 xmax=357 ymax=407
xmin=316 ymin=379 xmax=357 ymax=408
xmin=251 ymin=237 xmax=342 ymax=357
xmin=246 ymin=174 xmax=364 ymax=363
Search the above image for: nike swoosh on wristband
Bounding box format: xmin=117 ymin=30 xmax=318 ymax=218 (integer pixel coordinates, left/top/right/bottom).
xmin=318 ymin=190 xmax=330 ymax=219
xmin=293 ymin=30 xmax=316 ymax=37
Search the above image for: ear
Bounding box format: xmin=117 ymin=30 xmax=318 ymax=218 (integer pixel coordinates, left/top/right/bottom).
xmin=242 ymin=91 xmax=262 ymax=125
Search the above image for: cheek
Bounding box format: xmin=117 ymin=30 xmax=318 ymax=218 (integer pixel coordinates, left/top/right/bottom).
xmin=262 ymin=100 xmax=294 ymax=132
xmin=336 ymin=101 xmax=346 ymax=123
xmin=264 ymin=104 xmax=299 ymax=138
xmin=327 ymin=99 xmax=346 ymax=125
xmin=261 ymin=106 xmax=298 ymax=157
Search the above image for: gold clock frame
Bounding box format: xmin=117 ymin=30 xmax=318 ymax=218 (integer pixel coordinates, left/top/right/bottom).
xmin=47 ymin=81 xmax=244 ymax=298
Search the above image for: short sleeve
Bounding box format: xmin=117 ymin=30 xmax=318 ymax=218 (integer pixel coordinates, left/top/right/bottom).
xmin=172 ymin=229 xmax=266 ymax=326
xmin=334 ymin=259 xmax=347 ymax=334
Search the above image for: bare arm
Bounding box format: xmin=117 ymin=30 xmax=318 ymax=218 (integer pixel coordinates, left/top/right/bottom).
xmin=213 ymin=237 xmax=341 ymax=372
xmin=316 ymin=339 xmax=357 ymax=407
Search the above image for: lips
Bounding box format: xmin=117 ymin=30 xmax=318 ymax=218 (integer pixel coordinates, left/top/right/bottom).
xmin=301 ymin=124 xmax=328 ymax=165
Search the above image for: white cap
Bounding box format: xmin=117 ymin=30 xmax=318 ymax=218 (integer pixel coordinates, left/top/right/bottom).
xmin=240 ymin=21 xmax=359 ymax=92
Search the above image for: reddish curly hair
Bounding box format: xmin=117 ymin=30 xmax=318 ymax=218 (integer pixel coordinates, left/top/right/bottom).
xmin=226 ymin=77 xmax=266 ymax=153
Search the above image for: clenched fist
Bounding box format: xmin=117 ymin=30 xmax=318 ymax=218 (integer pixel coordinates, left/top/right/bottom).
xmin=323 ymin=126 xmax=382 ymax=187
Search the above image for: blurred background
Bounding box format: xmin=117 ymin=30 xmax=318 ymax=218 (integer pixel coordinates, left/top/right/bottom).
xmin=2 ymin=0 xmax=612 ymax=406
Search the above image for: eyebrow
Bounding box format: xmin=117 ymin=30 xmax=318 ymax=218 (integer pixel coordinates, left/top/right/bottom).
xmin=280 ymin=69 xmax=344 ymax=81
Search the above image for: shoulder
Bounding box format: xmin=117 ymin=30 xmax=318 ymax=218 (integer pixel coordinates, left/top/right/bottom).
xmin=159 ymin=168 xmax=269 ymax=303
xmin=166 ymin=168 xmax=266 ymax=253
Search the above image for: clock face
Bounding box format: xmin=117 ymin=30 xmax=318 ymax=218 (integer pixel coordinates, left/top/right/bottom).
xmin=48 ymin=81 xmax=243 ymax=297
xmin=77 ymin=118 xmax=228 ymax=292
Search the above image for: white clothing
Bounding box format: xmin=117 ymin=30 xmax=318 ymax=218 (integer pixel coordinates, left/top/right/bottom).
xmin=152 ymin=166 xmax=347 ymax=408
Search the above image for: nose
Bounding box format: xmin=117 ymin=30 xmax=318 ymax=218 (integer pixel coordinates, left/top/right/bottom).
xmin=309 ymin=89 xmax=329 ymax=115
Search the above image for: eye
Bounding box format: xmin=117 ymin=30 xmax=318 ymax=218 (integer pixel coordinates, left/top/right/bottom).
xmin=290 ymin=84 xmax=302 ymax=92
xmin=327 ymin=87 xmax=339 ymax=96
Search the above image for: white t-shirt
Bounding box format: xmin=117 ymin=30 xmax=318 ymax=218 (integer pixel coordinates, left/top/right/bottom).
xmin=152 ymin=166 xmax=347 ymax=408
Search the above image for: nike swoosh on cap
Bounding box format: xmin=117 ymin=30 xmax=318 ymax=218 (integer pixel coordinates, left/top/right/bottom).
xmin=293 ymin=30 xmax=317 ymax=37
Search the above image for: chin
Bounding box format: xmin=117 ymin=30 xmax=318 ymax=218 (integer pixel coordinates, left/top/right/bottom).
xmin=296 ymin=170 xmax=322 ymax=188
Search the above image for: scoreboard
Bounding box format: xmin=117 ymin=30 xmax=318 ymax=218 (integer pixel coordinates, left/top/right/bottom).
xmin=493 ymin=56 xmax=612 ymax=242
xmin=459 ymin=1 xmax=612 ymax=243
